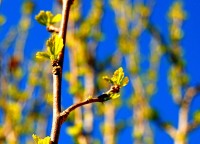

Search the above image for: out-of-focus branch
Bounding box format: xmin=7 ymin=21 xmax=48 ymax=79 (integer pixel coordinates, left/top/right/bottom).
xmin=104 ymin=103 xmax=115 ymax=144
xmin=182 ymin=86 xmax=200 ymax=133
xmin=187 ymin=121 xmax=199 ymax=132
xmin=174 ymin=86 xmax=200 ymax=144
xmin=163 ymin=123 xmax=177 ymax=139
xmin=146 ymin=22 xmax=181 ymax=65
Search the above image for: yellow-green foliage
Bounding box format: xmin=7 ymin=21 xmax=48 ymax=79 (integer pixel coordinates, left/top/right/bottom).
xmin=32 ymin=134 xmax=51 ymax=144
xmin=35 ymin=11 xmax=62 ymax=26
xmin=36 ymin=34 xmax=64 ymax=61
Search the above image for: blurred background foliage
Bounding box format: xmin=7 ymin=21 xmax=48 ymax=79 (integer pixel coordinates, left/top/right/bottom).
xmin=0 ymin=0 xmax=200 ymax=144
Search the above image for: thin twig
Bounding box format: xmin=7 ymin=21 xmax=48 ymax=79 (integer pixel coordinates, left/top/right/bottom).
xmin=60 ymin=97 xmax=103 ymax=124
xmin=182 ymin=86 xmax=200 ymax=133
xmin=187 ymin=121 xmax=200 ymax=132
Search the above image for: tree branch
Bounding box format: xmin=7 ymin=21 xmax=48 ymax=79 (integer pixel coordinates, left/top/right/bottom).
xmin=154 ymin=119 xmax=177 ymax=139
xmin=50 ymin=0 xmax=74 ymax=143
xmin=60 ymin=97 xmax=103 ymax=124
xmin=187 ymin=121 xmax=200 ymax=133
xmin=164 ymin=124 xmax=177 ymax=139
xmin=58 ymin=0 xmax=74 ymax=67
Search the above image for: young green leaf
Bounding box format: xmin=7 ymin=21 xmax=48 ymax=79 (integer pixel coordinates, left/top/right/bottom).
xmin=100 ymin=67 xmax=129 ymax=102
xmin=35 ymin=34 xmax=63 ymax=61
xmin=36 ymin=52 xmax=50 ymax=60
xmin=32 ymin=134 xmax=51 ymax=144
xmin=46 ymin=34 xmax=64 ymax=60
xmin=103 ymin=67 xmax=128 ymax=87
xmin=51 ymin=14 xmax=62 ymax=24
xmin=112 ymin=67 xmax=124 ymax=85
xmin=35 ymin=11 xmax=50 ymax=26
xmin=35 ymin=11 xmax=62 ymax=26
xmin=121 ymin=76 xmax=129 ymax=87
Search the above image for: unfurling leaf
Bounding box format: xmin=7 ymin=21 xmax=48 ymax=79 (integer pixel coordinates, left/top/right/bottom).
xmin=46 ymin=33 xmax=63 ymax=59
xmin=51 ymin=14 xmax=62 ymax=23
xmin=32 ymin=134 xmax=50 ymax=144
xmin=35 ymin=34 xmax=63 ymax=61
xmin=111 ymin=67 xmax=124 ymax=85
xmin=35 ymin=11 xmax=50 ymax=26
xmin=35 ymin=11 xmax=62 ymax=26
xmin=103 ymin=67 xmax=129 ymax=87
xmin=100 ymin=67 xmax=129 ymax=102
xmin=121 ymin=76 xmax=129 ymax=87
xmin=36 ymin=52 xmax=50 ymax=60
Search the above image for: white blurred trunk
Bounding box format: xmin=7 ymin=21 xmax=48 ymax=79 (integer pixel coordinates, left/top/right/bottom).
xmin=104 ymin=103 xmax=115 ymax=144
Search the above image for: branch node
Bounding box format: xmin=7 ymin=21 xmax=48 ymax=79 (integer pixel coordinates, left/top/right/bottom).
xmin=47 ymin=25 xmax=60 ymax=33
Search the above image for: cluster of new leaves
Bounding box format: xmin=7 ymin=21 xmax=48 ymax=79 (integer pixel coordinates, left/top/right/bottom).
xmin=99 ymin=67 xmax=129 ymax=101
xmin=32 ymin=134 xmax=50 ymax=144
xmin=35 ymin=11 xmax=61 ymax=26
xmin=36 ymin=34 xmax=63 ymax=61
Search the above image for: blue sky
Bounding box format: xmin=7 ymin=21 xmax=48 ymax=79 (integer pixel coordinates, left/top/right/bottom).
xmin=1 ymin=0 xmax=200 ymax=144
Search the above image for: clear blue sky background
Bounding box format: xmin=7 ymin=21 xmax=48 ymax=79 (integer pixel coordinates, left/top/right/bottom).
xmin=1 ymin=0 xmax=200 ymax=144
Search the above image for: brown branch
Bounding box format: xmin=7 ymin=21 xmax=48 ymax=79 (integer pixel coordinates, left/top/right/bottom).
xmin=50 ymin=0 xmax=74 ymax=143
xmin=47 ymin=25 xmax=60 ymax=33
xmin=50 ymin=63 xmax=62 ymax=144
xmin=153 ymin=119 xmax=177 ymax=139
xmin=60 ymin=97 xmax=103 ymax=124
xmin=58 ymin=0 xmax=74 ymax=67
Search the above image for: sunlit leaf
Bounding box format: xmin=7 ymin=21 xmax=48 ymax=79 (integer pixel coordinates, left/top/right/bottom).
xmin=32 ymin=134 xmax=51 ymax=144
xmin=46 ymin=34 xmax=63 ymax=60
xmin=100 ymin=68 xmax=129 ymax=102
xmin=36 ymin=52 xmax=50 ymax=60
xmin=35 ymin=11 xmax=61 ymax=26
xmin=35 ymin=11 xmax=50 ymax=26
xmin=54 ymin=34 xmax=64 ymax=55
xmin=110 ymin=93 xmax=120 ymax=99
xmin=103 ymin=67 xmax=128 ymax=87
xmin=51 ymin=14 xmax=62 ymax=23
xmin=121 ymin=76 xmax=129 ymax=87
xmin=111 ymin=67 xmax=124 ymax=85
xmin=32 ymin=134 xmax=39 ymax=143
xmin=46 ymin=34 xmax=63 ymax=55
